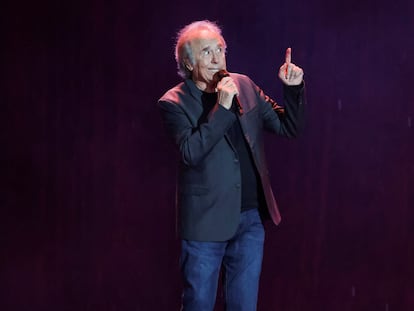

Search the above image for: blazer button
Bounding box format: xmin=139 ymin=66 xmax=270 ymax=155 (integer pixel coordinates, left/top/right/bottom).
xmin=234 ymin=158 xmax=239 ymax=163
xmin=235 ymin=183 xmax=241 ymax=189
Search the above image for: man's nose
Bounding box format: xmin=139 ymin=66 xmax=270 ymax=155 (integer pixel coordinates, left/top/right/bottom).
xmin=211 ymin=52 xmax=219 ymax=63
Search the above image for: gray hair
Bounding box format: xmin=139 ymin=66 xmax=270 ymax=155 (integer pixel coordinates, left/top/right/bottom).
xmin=174 ymin=20 xmax=227 ymax=79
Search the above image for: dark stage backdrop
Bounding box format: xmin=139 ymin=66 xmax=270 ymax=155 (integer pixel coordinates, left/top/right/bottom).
xmin=2 ymin=0 xmax=413 ymax=310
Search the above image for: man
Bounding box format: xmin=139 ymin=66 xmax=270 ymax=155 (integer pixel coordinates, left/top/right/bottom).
xmin=158 ymin=20 xmax=305 ymax=311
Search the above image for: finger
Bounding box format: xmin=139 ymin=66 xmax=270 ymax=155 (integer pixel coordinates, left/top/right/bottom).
xmin=285 ymin=64 xmax=290 ymax=79
xmin=290 ymin=67 xmax=298 ymax=81
xmin=285 ymin=47 xmax=291 ymax=64
xmin=288 ymin=66 xmax=294 ymax=80
xmin=285 ymin=48 xmax=291 ymax=78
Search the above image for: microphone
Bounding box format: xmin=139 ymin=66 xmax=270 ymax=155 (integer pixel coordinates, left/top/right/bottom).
xmin=215 ymin=69 xmax=244 ymax=116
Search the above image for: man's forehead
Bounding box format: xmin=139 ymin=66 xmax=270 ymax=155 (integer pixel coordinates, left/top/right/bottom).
xmin=188 ymin=29 xmax=224 ymax=45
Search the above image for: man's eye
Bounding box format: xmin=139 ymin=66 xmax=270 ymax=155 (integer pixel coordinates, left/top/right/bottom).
xmin=203 ymin=50 xmax=210 ymax=56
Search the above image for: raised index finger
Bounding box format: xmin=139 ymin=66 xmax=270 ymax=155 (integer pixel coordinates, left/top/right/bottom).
xmin=285 ymin=47 xmax=291 ymax=64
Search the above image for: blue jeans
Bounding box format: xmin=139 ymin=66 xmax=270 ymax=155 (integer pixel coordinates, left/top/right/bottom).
xmin=180 ymin=208 xmax=265 ymax=311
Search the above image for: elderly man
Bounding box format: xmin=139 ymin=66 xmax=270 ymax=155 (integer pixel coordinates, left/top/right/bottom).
xmin=158 ymin=20 xmax=305 ymax=311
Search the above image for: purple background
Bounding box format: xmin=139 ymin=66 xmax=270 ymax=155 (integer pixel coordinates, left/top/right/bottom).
xmin=2 ymin=0 xmax=414 ymax=310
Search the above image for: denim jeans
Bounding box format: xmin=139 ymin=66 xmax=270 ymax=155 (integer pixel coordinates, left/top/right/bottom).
xmin=180 ymin=208 xmax=265 ymax=311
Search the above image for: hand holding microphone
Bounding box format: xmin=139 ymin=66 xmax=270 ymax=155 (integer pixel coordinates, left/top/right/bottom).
xmin=215 ymin=70 xmax=243 ymax=115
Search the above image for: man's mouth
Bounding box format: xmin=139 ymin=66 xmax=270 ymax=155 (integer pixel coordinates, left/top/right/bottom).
xmin=209 ymin=68 xmax=221 ymax=73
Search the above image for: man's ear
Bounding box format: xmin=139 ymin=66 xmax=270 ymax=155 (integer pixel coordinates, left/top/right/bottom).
xmin=184 ymin=61 xmax=193 ymax=71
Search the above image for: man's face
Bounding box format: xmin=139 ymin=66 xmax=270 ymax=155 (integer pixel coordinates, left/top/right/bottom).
xmin=188 ymin=30 xmax=226 ymax=91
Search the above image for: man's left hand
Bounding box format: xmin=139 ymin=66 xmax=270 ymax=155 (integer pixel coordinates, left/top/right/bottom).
xmin=278 ymin=48 xmax=304 ymax=86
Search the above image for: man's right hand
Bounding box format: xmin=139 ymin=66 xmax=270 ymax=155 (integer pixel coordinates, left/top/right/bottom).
xmin=216 ymin=76 xmax=239 ymax=110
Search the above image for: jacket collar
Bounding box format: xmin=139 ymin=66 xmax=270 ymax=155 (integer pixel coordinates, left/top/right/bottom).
xmin=184 ymin=79 xmax=204 ymax=102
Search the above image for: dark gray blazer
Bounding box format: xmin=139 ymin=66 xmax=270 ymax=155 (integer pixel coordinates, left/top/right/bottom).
xmin=158 ymin=72 xmax=305 ymax=241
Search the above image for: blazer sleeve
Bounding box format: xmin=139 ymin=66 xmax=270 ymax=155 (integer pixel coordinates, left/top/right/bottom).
xmin=258 ymin=81 xmax=306 ymax=138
